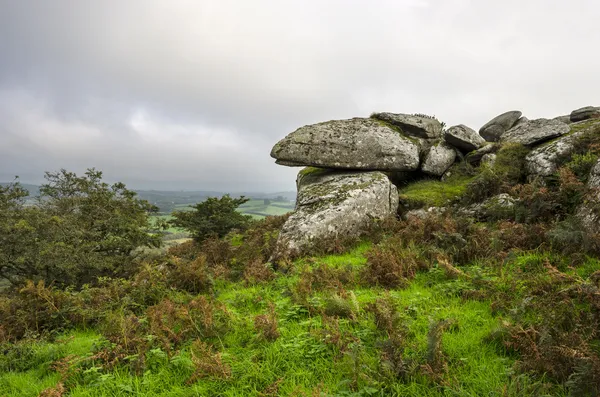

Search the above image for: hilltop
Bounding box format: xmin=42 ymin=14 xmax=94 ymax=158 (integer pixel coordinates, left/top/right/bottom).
xmin=1 ymin=106 xmax=600 ymax=396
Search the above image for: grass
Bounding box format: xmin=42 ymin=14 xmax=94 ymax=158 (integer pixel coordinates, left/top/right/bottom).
xmin=237 ymin=199 xmax=295 ymax=219
xmin=398 ymin=174 xmax=473 ymax=209
xmin=0 ymin=330 xmax=99 ymax=397
xmin=1 ymin=243 xmax=569 ymax=397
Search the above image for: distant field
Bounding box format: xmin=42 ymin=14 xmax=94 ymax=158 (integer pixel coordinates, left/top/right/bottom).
xmin=150 ymin=198 xmax=295 ymax=234
xmin=237 ymin=199 xmax=295 ymax=218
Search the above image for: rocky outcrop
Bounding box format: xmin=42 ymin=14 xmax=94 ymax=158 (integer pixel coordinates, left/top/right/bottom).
xmin=370 ymin=113 xmax=442 ymax=139
xmin=570 ymin=106 xmax=600 ymax=122
xmin=421 ymin=142 xmax=456 ymax=176
xmin=269 ymin=108 xmax=599 ymax=261
xmin=271 ymin=118 xmax=420 ymax=171
xmin=479 ymin=111 xmax=522 ymax=142
xmin=526 ymin=120 xmax=600 ymax=178
xmin=553 ymin=115 xmax=571 ymax=124
xmin=444 ymin=125 xmax=486 ymax=152
xmin=271 ymin=170 xmax=398 ymax=260
xmin=500 ymin=118 xmax=570 ymax=146
xmin=577 ymin=159 xmax=600 ymax=231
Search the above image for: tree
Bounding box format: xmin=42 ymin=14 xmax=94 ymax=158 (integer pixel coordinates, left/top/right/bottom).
xmin=0 ymin=169 xmax=160 ymax=287
xmin=170 ymin=195 xmax=252 ymax=242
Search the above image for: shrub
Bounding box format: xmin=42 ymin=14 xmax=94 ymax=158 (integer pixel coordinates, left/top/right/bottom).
xmin=365 ymin=293 xmax=404 ymax=336
xmin=253 ymin=302 xmax=280 ymax=341
xmin=170 ymin=195 xmax=253 ymax=243
xmin=0 ymin=170 xmax=160 ymax=287
xmin=322 ymin=290 xmax=359 ymax=320
xmin=362 ymin=238 xmax=428 ymax=288
xmin=243 ymin=259 xmax=275 ymax=285
xmin=462 ymin=143 xmax=530 ymax=204
xmin=187 ymin=340 xmax=231 ymax=383
xmin=167 ymin=255 xmax=213 ymax=294
xmin=0 ymin=281 xmax=90 ymax=342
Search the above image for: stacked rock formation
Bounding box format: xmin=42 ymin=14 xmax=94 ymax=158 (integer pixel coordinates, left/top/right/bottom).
xmin=269 ymin=107 xmax=600 ymax=261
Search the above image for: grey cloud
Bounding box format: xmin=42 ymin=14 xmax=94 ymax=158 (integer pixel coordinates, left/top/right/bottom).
xmin=0 ymin=0 xmax=599 ymax=190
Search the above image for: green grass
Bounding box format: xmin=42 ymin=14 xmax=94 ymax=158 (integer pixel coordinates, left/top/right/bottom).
xmin=1 ymin=243 xmax=564 ymax=397
xmin=237 ymin=199 xmax=294 ymax=219
xmin=0 ymin=330 xmax=100 ymax=397
xmin=398 ymin=175 xmax=473 ymax=208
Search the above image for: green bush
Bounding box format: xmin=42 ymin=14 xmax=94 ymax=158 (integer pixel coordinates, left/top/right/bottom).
xmin=0 ymin=170 xmax=160 ymax=287
xmin=170 ymin=195 xmax=253 ymax=243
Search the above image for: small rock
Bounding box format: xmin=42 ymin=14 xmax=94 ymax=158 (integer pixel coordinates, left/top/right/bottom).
xmin=457 ymin=193 xmax=518 ymax=220
xmin=570 ymin=106 xmax=600 ymax=122
xmin=403 ymin=207 xmax=444 ymax=221
xmin=421 ymin=141 xmax=457 ymax=176
xmin=500 ymin=118 xmax=570 ymax=146
xmin=465 ymin=144 xmax=499 ymax=164
xmin=444 ymin=124 xmax=486 ymax=152
xmin=481 ymin=153 xmax=497 ymax=167
xmin=479 ymin=110 xmax=523 ymax=142
xmin=370 ymin=112 xmax=443 ymax=139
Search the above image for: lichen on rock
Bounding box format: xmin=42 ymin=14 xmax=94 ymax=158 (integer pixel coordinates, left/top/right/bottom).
xmin=270 ymin=118 xmax=420 ymax=171
xmin=270 ymin=169 xmax=398 ymax=261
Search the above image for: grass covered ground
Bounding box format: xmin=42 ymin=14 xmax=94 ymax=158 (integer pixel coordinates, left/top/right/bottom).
xmin=3 ymin=121 xmax=600 ymax=396
xmin=3 ymin=232 xmax=597 ymax=396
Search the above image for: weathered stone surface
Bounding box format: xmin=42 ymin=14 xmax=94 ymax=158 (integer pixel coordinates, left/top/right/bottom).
xmin=525 ymin=120 xmax=600 ymax=178
xmin=479 ymin=111 xmax=522 ymax=142
xmin=481 ymin=125 xmax=506 ymax=142
xmin=371 ymin=113 xmax=442 ymax=139
xmin=444 ymin=124 xmax=486 ymax=152
xmin=421 ymin=142 xmax=456 ymax=176
xmin=553 ymin=115 xmax=572 ymax=124
xmin=271 ymin=170 xmax=398 ymax=261
xmin=577 ymin=159 xmax=600 ymax=230
xmin=481 ymin=153 xmax=497 ymax=167
xmin=457 ymin=194 xmax=517 ymax=220
xmin=570 ymin=106 xmax=600 ymax=122
xmin=465 ymin=143 xmax=499 ymax=164
xmin=403 ymin=206 xmax=444 ymax=221
xmin=500 ymin=118 xmax=570 ymax=146
xmin=514 ymin=116 xmax=529 ymax=127
xmin=270 ymin=118 xmax=420 ymax=171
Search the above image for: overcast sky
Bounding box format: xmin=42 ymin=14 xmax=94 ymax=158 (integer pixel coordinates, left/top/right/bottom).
xmin=0 ymin=0 xmax=599 ymax=192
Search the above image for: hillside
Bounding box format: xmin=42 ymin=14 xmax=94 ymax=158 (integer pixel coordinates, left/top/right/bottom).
xmin=1 ymin=108 xmax=600 ymax=396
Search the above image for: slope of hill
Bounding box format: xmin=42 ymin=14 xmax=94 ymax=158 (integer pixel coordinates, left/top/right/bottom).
xmin=1 ymin=109 xmax=600 ymax=396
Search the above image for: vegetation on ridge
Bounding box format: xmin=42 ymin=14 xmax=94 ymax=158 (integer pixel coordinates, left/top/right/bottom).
xmin=1 ymin=124 xmax=600 ymax=396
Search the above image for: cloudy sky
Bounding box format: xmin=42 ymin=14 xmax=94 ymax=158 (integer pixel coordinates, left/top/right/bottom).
xmin=0 ymin=0 xmax=598 ymax=192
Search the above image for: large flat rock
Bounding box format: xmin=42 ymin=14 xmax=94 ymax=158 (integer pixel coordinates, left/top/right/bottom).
xmin=271 ymin=118 xmax=420 ymax=171
xmin=270 ymin=170 xmax=398 ymax=261
xmin=500 ymin=118 xmax=570 ymax=146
